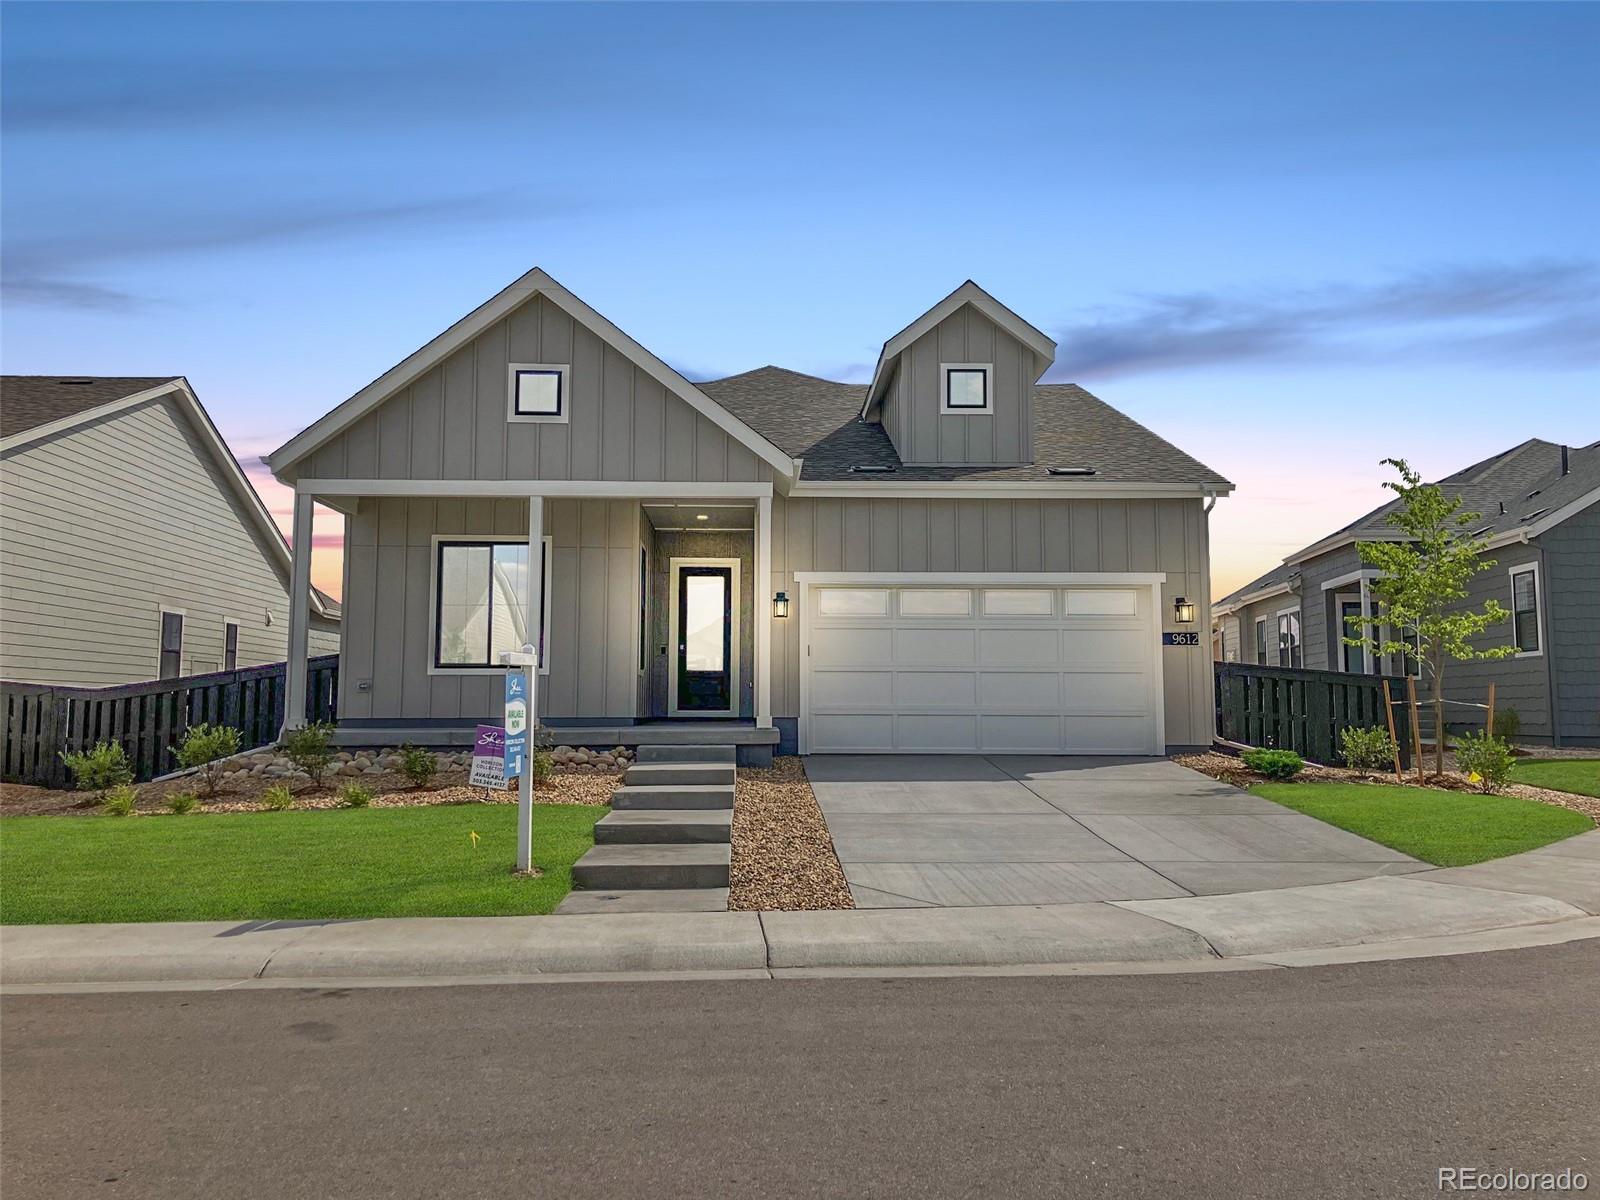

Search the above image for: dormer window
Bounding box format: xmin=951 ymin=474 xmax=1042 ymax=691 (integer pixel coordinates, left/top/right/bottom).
xmin=508 ymin=363 xmax=569 ymax=423
xmin=941 ymin=363 xmax=991 ymax=414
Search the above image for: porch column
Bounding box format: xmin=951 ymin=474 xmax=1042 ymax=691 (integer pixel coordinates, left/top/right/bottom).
xmin=1359 ymin=577 xmax=1375 ymax=675
xmin=519 ymin=495 xmax=544 ymax=874
xmin=280 ymin=488 xmax=314 ymax=737
xmin=756 ymin=493 xmax=773 ymax=729
xmin=527 ymin=494 xmax=544 ymax=657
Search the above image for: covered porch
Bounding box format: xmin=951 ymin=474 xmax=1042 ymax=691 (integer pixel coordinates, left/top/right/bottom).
xmin=279 ymin=480 xmax=781 ymax=763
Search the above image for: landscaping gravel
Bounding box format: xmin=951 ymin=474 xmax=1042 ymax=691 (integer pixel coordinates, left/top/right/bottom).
xmin=1175 ymin=751 xmax=1600 ymax=824
xmin=729 ymin=756 xmax=854 ymax=912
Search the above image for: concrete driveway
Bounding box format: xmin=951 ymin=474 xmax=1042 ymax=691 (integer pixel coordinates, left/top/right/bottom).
xmin=805 ymin=755 xmax=1429 ymax=908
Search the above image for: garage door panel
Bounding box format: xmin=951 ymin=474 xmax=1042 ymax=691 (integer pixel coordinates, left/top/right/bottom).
xmin=812 ymin=713 xmax=895 ymax=751
xmin=978 ymin=671 xmax=1060 ymax=709
xmin=895 ymin=714 xmax=979 ymax=751
xmin=895 ymin=671 xmax=978 ymax=708
xmin=812 ymin=670 xmax=894 ymax=708
xmin=978 ymin=628 xmax=1060 ymax=666
xmin=812 ymin=627 xmax=888 ymax=667
xmin=980 ymin=715 xmax=1062 ymax=751
xmin=806 ymin=582 xmax=1159 ymax=755
xmin=894 ymin=628 xmax=975 ymax=665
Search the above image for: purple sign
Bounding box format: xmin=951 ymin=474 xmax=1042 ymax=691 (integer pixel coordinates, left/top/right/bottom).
xmin=470 ymin=724 xmax=507 ymax=788
xmin=474 ymin=725 xmax=506 ymax=756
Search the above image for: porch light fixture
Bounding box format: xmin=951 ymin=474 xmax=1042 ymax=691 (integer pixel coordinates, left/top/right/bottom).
xmin=1173 ymin=597 xmax=1196 ymax=624
xmin=773 ymin=591 xmax=790 ymax=619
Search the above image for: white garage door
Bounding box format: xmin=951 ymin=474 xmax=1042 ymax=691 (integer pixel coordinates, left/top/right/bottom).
xmin=803 ymin=582 xmax=1161 ymax=755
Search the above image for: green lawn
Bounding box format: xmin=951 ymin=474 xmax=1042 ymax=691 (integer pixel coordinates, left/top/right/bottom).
xmin=1510 ymin=758 xmax=1600 ymax=799
xmin=1252 ymin=782 xmax=1593 ymax=868
xmin=0 ymin=804 xmax=603 ymax=925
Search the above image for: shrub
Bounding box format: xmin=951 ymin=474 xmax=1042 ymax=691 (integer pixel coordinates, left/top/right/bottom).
xmin=1242 ymin=748 xmax=1305 ymax=780
xmin=397 ymin=744 xmax=438 ymax=788
xmin=261 ymin=784 xmax=296 ymax=811
xmin=1493 ymin=706 xmax=1522 ymax=745
xmin=165 ymin=791 xmax=199 ymax=815
xmin=339 ymin=783 xmax=374 ymax=808
xmin=1455 ymin=730 xmax=1514 ymax=793
xmin=529 ymin=726 xmax=554 ymax=787
xmin=101 ymin=784 xmax=139 ymax=817
xmin=174 ymin=723 xmax=242 ymax=797
xmin=1339 ymin=725 xmax=1397 ymax=775
xmin=281 ymin=721 xmax=337 ymax=789
xmin=60 ymin=741 xmax=133 ymax=801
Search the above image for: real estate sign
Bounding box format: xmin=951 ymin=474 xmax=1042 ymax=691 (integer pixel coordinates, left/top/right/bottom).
xmin=504 ymin=672 xmax=527 ymax=780
xmin=469 ymin=724 xmax=507 ymax=790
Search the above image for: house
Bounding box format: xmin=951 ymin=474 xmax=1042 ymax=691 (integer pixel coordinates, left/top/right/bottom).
xmin=265 ymin=270 xmax=1232 ymax=761
xmin=1213 ymin=439 xmax=1600 ymax=747
xmin=1 ymin=375 xmax=340 ymax=687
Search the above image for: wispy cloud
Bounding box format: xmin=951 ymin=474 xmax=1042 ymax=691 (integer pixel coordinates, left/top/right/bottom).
xmin=1050 ymin=261 xmax=1600 ymax=379
xmin=1 ymin=193 xmax=531 ymax=312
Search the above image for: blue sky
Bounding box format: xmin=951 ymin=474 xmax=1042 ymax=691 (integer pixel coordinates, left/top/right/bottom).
xmin=3 ymin=1 xmax=1595 ymax=595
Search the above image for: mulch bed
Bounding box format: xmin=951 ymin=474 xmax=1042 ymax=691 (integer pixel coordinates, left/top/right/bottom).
xmin=729 ymin=756 xmax=855 ymax=912
xmin=1175 ymin=751 xmax=1600 ymax=824
xmin=0 ymin=765 xmax=617 ymax=817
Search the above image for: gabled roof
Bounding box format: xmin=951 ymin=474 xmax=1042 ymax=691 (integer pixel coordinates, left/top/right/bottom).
xmin=861 ymin=280 xmax=1058 ymax=416
xmin=699 ymin=366 xmax=1232 ymax=488
xmin=2 ymin=376 xmax=180 ymax=440
xmin=267 ymin=267 xmax=796 ymax=482
xmin=1 ymin=375 xmax=337 ymax=622
xmin=1218 ymin=437 xmax=1600 ymax=614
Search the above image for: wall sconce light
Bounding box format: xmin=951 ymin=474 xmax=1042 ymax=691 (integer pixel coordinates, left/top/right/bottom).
xmin=1173 ymin=597 xmax=1196 ymax=624
xmin=773 ymin=591 xmax=790 ymax=619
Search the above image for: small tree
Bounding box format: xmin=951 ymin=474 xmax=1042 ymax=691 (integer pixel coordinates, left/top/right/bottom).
xmin=1344 ymin=459 xmax=1518 ymax=777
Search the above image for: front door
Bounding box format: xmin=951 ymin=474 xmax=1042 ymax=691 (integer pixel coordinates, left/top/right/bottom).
xmin=675 ymin=565 xmax=734 ymax=713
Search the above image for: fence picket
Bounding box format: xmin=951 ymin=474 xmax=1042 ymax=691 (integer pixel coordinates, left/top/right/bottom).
xmin=1215 ymin=662 xmax=1411 ymax=768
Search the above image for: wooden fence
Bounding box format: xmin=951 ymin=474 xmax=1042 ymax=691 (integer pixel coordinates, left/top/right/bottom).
xmin=1 ymin=656 xmax=338 ymax=787
xmin=1214 ymin=661 xmax=1413 ymax=767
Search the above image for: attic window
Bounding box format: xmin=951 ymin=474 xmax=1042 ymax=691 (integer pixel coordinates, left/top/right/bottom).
xmin=507 ymin=363 xmax=569 ymax=424
xmin=941 ymin=363 xmax=991 ymax=414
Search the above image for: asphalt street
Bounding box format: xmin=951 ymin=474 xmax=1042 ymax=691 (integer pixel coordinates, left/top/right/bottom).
xmin=3 ymin=943 xmax=1597 ymax=1199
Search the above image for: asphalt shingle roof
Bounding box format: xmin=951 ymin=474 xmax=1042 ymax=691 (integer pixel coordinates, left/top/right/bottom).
xmin=1215 ymin=438 xmax=1600 ymax=610
xmin=1 ymin=376 xmax=180 ymax=440
xmin=698 ymin=366 xmax=1232 ymax=487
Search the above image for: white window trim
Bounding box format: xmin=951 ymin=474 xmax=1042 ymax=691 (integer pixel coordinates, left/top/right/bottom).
xmin=506 ymin=363 xmax=570 ymax=424
xmin=939 ymin=362 xmax=993 ymax=415
xmin=667 ymin=557 xmax=741 ymax=718
xmin=1276 ymin=604 xmax=1303 ymax=668
xmin=1507 ymin=560 xmax=1545 ymax=659
xmin=427 ymin=534 xmax=554 ymax=676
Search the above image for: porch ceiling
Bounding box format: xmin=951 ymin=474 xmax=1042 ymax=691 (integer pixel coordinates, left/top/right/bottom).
xmin=642 ymin=503 xmax=755 ymax=532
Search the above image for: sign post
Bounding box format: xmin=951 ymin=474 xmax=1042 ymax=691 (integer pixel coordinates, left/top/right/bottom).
xmin=499 ymin=643 xmax=538 ymax=872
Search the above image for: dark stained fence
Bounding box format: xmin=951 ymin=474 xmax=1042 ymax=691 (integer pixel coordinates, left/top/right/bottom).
xmin=1 ymin=655 xmax=338 ymax=787
xmin=1214 ymin=662 xmax=1413 ymax=767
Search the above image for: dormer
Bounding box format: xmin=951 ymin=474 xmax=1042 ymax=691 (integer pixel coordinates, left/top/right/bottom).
xmin=860 ymin=281 xmax=1056 ymax=467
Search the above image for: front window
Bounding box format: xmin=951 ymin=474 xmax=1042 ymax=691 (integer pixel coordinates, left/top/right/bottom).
xmin=1277 ymin=610 xmax=1302 ymax=668
xmin=224 ymin=621 xmax=239 ymax=672
xmin=1254 ymin=618 xmax=1268 ymax=664
xmin=1511 ymin=567 xmax=1540 ymax=654
xmin=1340 ymin=599 xmax=1365 ymax=673
xmin=941 ymin=363 xmax=991 ymax=413
xmin=434 ymin=540 xmax=550 ymax=669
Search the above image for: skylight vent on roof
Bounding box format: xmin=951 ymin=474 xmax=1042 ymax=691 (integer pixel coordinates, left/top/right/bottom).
xmin=1471 ymin=526 xmax=1493 ymax=538
xmin=849 ymin=464 xmax=895 ymax=474
xmin=1047 ymin=466 xmax=1098 ymax=477
xmin=1527 ymin=489 xmax=1542 ymax=500
xmin=57 ymin=379 xmax=94 ymax=386
xmin=1521 ymin=508 xmax=1549 ymax=522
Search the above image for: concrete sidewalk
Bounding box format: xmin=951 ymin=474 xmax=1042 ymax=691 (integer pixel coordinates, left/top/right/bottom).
xmin=5 ymin=831 xmax=1597 ymax=988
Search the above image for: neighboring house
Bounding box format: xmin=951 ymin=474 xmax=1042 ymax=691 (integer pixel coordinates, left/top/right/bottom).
xmin=1 ymin=376 xmax=340 ymax=687
xmin=1213 ymin=439 xmax=1600 ymax=747
xmin=265 ymin=269 xmax=1232 ymax=759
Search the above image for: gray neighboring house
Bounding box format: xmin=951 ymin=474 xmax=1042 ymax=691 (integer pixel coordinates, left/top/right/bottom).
xmin=266 ymin=269 xmax=1232 ymax=759
xmin=1213 ymin=439 xmax=1600 ymax=747
xmin=1 ymin=375 xmax=340 ymax=687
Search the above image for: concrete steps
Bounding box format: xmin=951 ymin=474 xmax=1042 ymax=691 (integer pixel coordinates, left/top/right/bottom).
xmin=636 ymin=744 xmax=737 ymax=764
xmin=611 ymin=785 xmax=735 ymax=811
xmin=562 ymin=746 xmax=737 ymax=914
xmin=571 ymin=844 xmax=731 ymax=891
xmin=595 ymin=809 xmax=732 ymax=844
